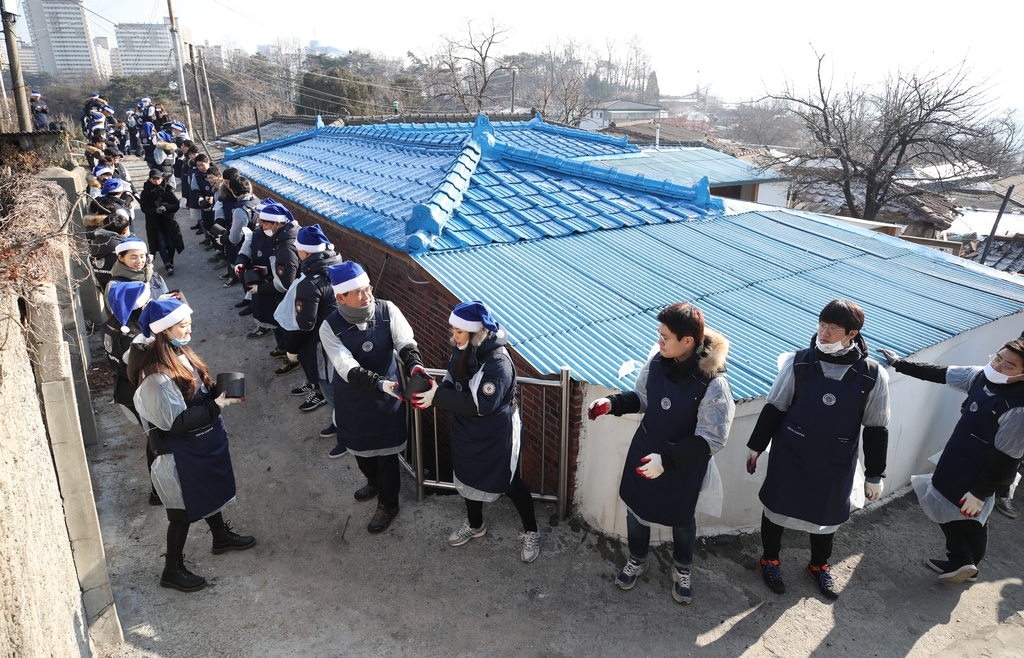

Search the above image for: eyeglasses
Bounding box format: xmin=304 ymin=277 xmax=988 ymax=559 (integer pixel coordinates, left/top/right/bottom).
xmin=989 ymin=353 xmax=1024 ymax=374
xmin=818 ymin=322 xmax=844 ymax=334
xmin=345 ymin=285 xmax=373 ymax=298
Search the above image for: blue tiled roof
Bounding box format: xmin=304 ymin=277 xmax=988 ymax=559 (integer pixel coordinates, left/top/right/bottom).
xmin=226 ymin=116 xmax=721 ymax=253
xmin=584 ymin=147 xmax=789 ymax=187
xmin=413 ymin=207 xmax=1024 ymax=398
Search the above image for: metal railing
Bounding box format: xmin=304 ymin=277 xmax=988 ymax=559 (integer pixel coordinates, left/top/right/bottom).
xmin=399 ymin=365 xmax=572 ymax=521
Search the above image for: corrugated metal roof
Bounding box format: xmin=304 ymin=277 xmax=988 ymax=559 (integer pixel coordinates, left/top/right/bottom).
xmin=585 ymin=147 xmax=788 ymax=187
xmin=414 ymin=208 xmax=1024 ymax=398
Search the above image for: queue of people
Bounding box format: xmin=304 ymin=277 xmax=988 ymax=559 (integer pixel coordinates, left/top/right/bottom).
xmin=81 ymin=122 xmax=1021 ymax=602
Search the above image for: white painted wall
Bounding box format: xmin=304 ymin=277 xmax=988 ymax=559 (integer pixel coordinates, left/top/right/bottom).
xmin=754 ymin=181 xmax=788 ymax=207
xmin=574 ymin=313 xmax=1024 ymax=541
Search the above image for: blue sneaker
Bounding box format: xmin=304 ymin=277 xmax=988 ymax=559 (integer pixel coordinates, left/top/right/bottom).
xmin=319 ymin=424 xmax=337 ymax=439
xmin=615 ymin=557 xmax=648 ymax=590
xmin=759 ymin=557 xmax=785 ymax=594
xmin=672 ymin=565 xmax=692 ymax=604
xmin=328 ymin=443 xmax=347 ymax=459
xmin=806 ymin=562 xmax=839 ymax=600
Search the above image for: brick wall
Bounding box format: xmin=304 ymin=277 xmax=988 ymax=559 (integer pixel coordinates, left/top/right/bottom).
xmin=256 ymin=183 xmax=582 ymax=504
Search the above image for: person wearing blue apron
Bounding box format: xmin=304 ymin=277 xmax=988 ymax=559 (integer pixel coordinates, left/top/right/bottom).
xmin=236 ymin=200 xmax=299 ymax=346
xmin=879 ymin=339 xmax=1024 ymax=584
xmin=412 ymin=301 xmax=543 ymax=563
xmin=131 ymin=299 xmax=256 ymax=593
xmin=319 ymin=262 xmax=424 ymax=534
xmin=747 ymin=300 xmax=890 ymax=600
xmin=588 ymin=303 xmax=735 ymax=604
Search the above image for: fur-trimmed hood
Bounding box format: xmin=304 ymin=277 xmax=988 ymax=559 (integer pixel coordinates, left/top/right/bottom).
xmin=696 ymin=327 xmax=729 ymax=378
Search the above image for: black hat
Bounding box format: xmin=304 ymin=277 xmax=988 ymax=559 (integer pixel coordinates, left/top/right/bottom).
xmin=148 ymin=168 xmax=165 ymax=179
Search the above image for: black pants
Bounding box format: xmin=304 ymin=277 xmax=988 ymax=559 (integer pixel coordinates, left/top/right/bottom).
xmin=760 ymin=513 xmax=835 ymax=567
xmin=465 ymin=473 xmax=538 ymax=533
xmin=164 ymin=509 xmax=228 ymax=569
xmin=355 ymin=453 xmax=400 ymax=507
xmin=940 ymin=519 xmax=988 ymax=567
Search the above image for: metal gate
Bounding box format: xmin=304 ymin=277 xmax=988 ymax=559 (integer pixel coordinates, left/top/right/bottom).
xmin=399 ymin=366 xmax=572 ymax=521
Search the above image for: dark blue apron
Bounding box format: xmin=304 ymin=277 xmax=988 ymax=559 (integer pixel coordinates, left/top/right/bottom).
xmin=449 ymin=346 xmax=519 ymax=494
xmin=933 ymin=374 xmax=1024 ymax=506
xmin=249 ymin=230 xmax=283 ymax=325
xmin=162 ymin=375 xmax=236 ymax=522
xmin=759 ymin=350 xmax=865 ymax=526
xmin=326 ymin=304 xmax=407 ymax=454
xmin=618 ymin=357 xmax=711 ymax=527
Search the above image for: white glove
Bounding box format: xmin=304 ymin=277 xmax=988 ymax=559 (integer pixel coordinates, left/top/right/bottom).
xmin=587 ymin=398 xmax=611 ymax=420
xmin=214 ymin=391 xmax=243 ymax=408
xmin=877 ymin=349 xmax=900 ymax=367
xmin=246 ymin=284 xmax=259 ymax=295
xmin=865 ymin=480 xmax=883 ymax=502
xmin=746 ymin=449 xmax=761 ymax=475
xmin=959 ymin=493 xmax=985 ymax=517
xmin=637 ymin=453 xmax=664 ymax=479
xmin=285 ymin=352 xmax=298 ymax=363
xmin=413 ymin=379 xmax=438 ymax=409
xmin=378 ymin=380 xmax=402 ymax=400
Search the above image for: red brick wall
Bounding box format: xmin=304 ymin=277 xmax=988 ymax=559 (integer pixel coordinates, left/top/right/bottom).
xmin=256 ymin=184 xmax=582 ymax=505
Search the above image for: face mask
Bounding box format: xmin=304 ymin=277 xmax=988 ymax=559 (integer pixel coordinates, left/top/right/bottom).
xmin=984 ymin=363 xmax=1011 ymax=385
xmin=816 ymin=338 xmax=846 ymax=354
xmin=263 ymin=228 xmax=275 ymax=237
xmin=166 ymin=331 xmax=190 ymax=348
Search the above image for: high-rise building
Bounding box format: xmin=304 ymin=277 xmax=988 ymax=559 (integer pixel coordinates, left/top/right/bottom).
xmin=114 ymin=17 xmax=191 ymax=76
xmin=0 ymin=40 xmax=40 ymax=74
xmin=109 ymin=48 xmax=123 ymax=76
xmin=93 ymin=37 xmax=112 ymax=79
xmin=23 ymin=0 xmax=99 ymax=77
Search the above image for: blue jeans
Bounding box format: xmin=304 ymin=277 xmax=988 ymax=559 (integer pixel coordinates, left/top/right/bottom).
xmin=626 ymin=511 xmax=696 ymax=568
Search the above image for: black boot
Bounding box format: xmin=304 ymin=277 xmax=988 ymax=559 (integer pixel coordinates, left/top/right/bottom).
xmin=160 ymin=557 xmax=207 ymax=592
xmin=209 ymin=515 xmax=257 ymax=554
xmin=367 ymin=503 xmax=399 ymax=534
xmin=149 ymin=487 xmax=162 ymax=506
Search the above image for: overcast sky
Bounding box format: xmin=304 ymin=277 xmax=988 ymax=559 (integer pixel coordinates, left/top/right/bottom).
xmin=19 ymin=0 xmax=1024 ymax=114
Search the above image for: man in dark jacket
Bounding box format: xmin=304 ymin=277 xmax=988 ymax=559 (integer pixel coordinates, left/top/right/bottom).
xmin=30 ymin=91 xmax=49 ymax=131
xmin=279 ymin=225 xmax=342 ymax=426
xmin=139 ymin=170 xmax=183 ymax=276
xmin=90 ymin=210 xmax=132 ymax=292
xmin=235 ymin=200 xmax=299 ymax=348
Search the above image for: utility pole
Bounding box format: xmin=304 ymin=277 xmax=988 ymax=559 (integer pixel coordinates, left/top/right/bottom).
xmin=166 ymin=0 xmax=193 ymax=136
xmin=1 ymin=0 xmax=31 ymax=131
xmin=510 ymin=68 xmax=516 ymax=114
xmin=187 ymin=43 xmax=207 ymax=140
xmin=199 ymin=50 xmax=217 ymax=137
xmin=980 ymin=185 xmax=1015 ymax=265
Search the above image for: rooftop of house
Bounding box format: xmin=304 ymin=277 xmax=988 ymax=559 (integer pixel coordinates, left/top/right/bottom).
xmin=224 ymin=116 xmax=1024 ymax=396
xmin=583 ymin=146 xmax=788 ymax=188
xmin=599 ymin=119 xmax=709 ymax=146
xmin=598 ymin=99 xmax=664 ymax=112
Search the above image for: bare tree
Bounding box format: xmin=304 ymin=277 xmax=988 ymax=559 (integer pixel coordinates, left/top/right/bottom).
xmin=770 ymin=53 xmax=1022 ymax=220
xmin=426 ymin=19 xmax=510 ymax=113
xmin=722 ymin=98 xmax=805 ymax=147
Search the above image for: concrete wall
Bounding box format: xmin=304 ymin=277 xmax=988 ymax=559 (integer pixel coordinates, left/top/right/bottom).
xmin=0 ymin=293 xmax=91 ymax=658
xmin=575 ymin=313 xmax=1024 ymax=540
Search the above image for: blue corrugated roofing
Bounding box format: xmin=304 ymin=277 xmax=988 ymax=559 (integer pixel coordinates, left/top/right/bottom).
xmin=224 ymin=115 xmax=1024 ymax=399
xmin=584 ymin=147 xmax=788 ymax=187
xmin=414 ymin=208 xmax=1024 ymax=398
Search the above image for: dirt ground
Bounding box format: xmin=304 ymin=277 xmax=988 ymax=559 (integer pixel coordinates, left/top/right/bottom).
xmin=85 ymin=157 xmax=1024 ymax=657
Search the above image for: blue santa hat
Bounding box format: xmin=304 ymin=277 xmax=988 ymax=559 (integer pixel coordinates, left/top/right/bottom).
xmin=329 ymin=262 xmax=369 ymax=294
xmin=114 ymin=236 xmax=148 ymax=255
xmin=101 ymin=178 xmax=126 ymax=195
xmin=141 ymin=96 xmax=151 ymax=104
xmin=125 ymin=109 xmax=135 ymax=116
xmin=91 ymin=111 xmax=104 ymax=121
xmin=93 ymin=165 xmax=113 ymax=178
xmin=449 ymin=301 xmax=500 ymax=334
xmin=171 ymin=121 xmax=187 ymax=132
xmin=90 ymin=93 xmax=100 ymax=99
xmin=142 ymin=122 xmax=154 ymax=137
xmin=102 ymin=105 xmax=114 ymax=113
xmin=296 ymin=224 xmax=333 ymax=253
xmin=258 ymin=201 xmax=294 ymax=223
xmin=137 ymin=101 xmax=145 ymax=109
xmin=139 ymin=298 xmax=192 ymax=339
xmin=107 ymin=281 xmax=151 ymax=334
xmin=30 ymin=90 xmax=40 ymax=96
xmin=156 ymin=130 xmax=172 ymax=142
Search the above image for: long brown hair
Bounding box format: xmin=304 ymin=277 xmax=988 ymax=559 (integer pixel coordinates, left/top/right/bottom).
xmin=133 ymin=332 xmax=211 ymax=398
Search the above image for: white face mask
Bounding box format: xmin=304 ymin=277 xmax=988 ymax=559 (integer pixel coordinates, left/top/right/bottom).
xmin=984 ymin=363 xmax=1012 ymax=385
xmin=816 ymin=337 xmax=846 ymax=354
xmin=263 ymin=228 xmax=275 ymax=237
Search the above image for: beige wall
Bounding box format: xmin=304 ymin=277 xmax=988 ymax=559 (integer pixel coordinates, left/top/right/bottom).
xmin=0 ymin=293 xmax=91 ymax=658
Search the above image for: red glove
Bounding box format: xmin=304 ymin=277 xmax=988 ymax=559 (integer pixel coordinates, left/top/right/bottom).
xmin=587 ymin=398 xmax=611 ymax=420
xmin=234 ymin=264 xmax=245 ymax=278
xmin=253 ymin=265 xmax=268 ymax=275
xmin=411 ymin=365 xmax=429 ymax=378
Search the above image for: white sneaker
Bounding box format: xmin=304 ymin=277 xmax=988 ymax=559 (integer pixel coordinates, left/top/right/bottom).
xmin=520 ymin=531 xmax=541 ymax=563
xmin=448 ymin=520 xmax=486 ymax=547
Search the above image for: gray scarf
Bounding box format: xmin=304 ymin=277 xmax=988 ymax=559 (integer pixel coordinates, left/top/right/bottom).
xmin=337 ymin=300 xmax=376 ymax=325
